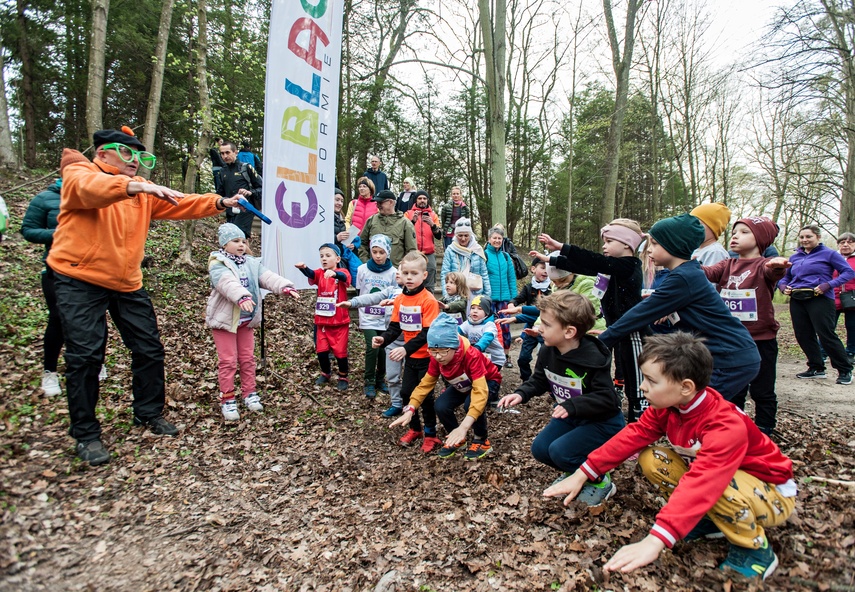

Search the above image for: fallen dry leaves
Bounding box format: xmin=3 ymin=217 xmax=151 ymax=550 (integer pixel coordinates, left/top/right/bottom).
xmin=1 ymin=177 xmax=854 ymax=591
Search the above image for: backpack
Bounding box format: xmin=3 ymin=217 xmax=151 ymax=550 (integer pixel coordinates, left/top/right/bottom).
xmin=236 ymin=151 xmax=256 ymax=166
xmin=501 ymin=238 xmax=528 ymax=279
xmin=217 ymin=163 xmax=262 ymax=207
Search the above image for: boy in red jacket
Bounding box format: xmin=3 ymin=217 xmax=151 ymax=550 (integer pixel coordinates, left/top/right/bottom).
xmin=296 ymin=243 xmax=352 ymax=390
xmin=544 ymin=332 xmax=796 ymax=581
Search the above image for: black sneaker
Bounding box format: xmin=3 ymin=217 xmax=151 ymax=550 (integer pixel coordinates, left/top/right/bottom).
xmin=76 ymin=440 xmax=110 ymax=466
xmin=796 ymin=369 xmax=826 ymax=379
xmin=684 ymin=517 xmax=725 ymax=541
xmin=134 ymin=415 xmax=179 ymax=436
xmin=837 ymin=372 xmax=853 ymax=385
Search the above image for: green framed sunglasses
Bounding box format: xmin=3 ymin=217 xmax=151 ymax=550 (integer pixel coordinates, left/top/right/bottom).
xmin=100 ymin=142 xmax=157 ymax=169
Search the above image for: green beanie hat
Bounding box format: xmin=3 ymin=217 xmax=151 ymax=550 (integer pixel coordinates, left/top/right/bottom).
xmin=648 ymin=214 xmax=705 ymax=260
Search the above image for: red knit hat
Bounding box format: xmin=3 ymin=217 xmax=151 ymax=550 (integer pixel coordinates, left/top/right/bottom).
xmin=734 ymin=216 xmax=779 ymax=252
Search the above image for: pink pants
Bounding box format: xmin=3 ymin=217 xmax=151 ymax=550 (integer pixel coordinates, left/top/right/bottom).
xmin=212 ymin=324 xmax=256 ymax=398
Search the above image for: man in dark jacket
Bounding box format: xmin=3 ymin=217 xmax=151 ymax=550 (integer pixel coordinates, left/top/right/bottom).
xmin=404 ymin=190 xmax=442 ymax=291
xmin=440 ymin=187 xmax=470 ymax=249
xmin=363 ymin=154 xmax=390 ymax=194
xmin=216 ymin=140 xmax=263 ymax=238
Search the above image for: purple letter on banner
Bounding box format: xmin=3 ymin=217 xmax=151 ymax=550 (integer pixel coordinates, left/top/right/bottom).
xmin=275 ymin=182 xmax=318 ymax=229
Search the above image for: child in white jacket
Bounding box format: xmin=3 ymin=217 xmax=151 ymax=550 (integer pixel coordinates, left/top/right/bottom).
xmin=206 ymin=224 xmax=299 ymax=421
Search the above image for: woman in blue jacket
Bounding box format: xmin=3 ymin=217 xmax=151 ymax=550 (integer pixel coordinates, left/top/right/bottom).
xmin=485 ymin=226 xmax=517 ymax=365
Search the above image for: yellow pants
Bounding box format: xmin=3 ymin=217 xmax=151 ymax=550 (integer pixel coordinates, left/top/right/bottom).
xmin=638 ymin=446 xmax=796 ymax=548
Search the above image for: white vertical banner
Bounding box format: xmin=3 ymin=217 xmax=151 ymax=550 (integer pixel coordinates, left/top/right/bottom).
xmin=261 ymin=0 xmax=344 ymax=288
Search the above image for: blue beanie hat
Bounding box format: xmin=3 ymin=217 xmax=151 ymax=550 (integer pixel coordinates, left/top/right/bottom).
xmin=427 ymin=313 xmax=461 ymax=349
xmin=319 ymin=242 xmax=341 ymax=256
xmin=648 ymin=214 xmax=705 ymax=260
xmin=218 ymin=223 xmax=245 ymax=247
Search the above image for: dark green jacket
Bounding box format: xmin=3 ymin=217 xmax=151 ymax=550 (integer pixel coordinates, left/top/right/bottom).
xmin=21 ymin=180 xmax=62 ymax=264
xmin=440 ymin=201 xmax=470 ymax=236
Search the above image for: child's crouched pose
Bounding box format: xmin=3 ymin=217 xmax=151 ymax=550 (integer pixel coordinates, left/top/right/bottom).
xmin=545 ymin=332 xmax=796 ymax=581
xmin=207 ymin=224 xmax=299 ymax=420
xmin=391 ymin=313 xmax=502 ymax=460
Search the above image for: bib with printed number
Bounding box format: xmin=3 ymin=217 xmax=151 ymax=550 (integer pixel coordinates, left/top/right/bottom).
xmin=447 ymin=372 xmax=473 ymax=393
xmin=316 ymin=296 xmax=336 ymax=317
xmin=720 ymin=288 xmax=758 ymax=321
xmin=592 ymin=273 xmax=611 ymax=299
xmin=399 ymin=305 xmax=423 ymax=331
xmin=545 ymin=368 xmax=582 ymax=402
xmin=448 ymin=312 xmax=463 ymax=325
xmin=362 ymin=305 xmax=386 ymax=318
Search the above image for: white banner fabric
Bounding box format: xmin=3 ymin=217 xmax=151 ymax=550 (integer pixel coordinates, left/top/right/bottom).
xmin=261 ymin=0 xmax=344 ymax=288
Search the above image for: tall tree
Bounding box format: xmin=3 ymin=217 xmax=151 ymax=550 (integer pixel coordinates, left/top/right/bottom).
xmin=15 ymin=0 xmax=36 ymax=167
xmin=177 ymin=0 xmax=212 ymax=265
xmin=85 ymin=0 xmax=109 ymax=139
xmin=478 ymin=0 xmax=508 ymax=227
xmin=140 ymin=0 xmax=177 ymax=180
xmin=0 ymin=38 xmax=17 ymax=167
xmin=599 ymin=0 xmax=642 ymax=227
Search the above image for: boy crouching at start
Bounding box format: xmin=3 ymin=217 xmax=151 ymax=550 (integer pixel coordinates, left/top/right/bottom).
xmin=544 ymin=332 xmax=796 ymax=581
xmin=391 ymin=313 xmax=501 ymax=460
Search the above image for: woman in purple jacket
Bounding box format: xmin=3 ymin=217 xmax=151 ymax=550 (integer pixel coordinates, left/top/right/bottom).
xmin=778 ymin=224 xmax=855 ymax=383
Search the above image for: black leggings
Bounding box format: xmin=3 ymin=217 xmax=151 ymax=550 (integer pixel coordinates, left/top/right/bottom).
xmin=401 ymin=357 xmax=435 ymax=433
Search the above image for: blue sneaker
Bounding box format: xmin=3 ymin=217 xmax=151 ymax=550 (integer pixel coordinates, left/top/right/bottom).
xmin=315 ymin=373 xmax=331 ymax=386
xmin=684 ymin=517 xmax=724 ymax=541
xmin=376 ymin=381 xmax=389 ymax=394
xmin=364 ymin=384 xmax=377 ymax=399
xmin=381 ymin=406 xmax=402 ymax=418
xmin=576 ymin=473 xmax=615 ymax=507
xmin=719 ymin=539 xmax=778 ymax=580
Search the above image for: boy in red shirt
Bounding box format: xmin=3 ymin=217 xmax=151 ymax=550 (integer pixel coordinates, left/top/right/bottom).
xmin=296 ymin=243 xmax=351 ymax=390
xmin=390 ymin=313 xmax=502 ymax=460
xmin=544 ymin=332 xmax=796 ymax=581
xmin=373 ymin=251 xmax=441 ymax=452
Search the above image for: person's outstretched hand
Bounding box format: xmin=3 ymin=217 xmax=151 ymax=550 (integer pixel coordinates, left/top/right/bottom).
xmin=537 ymin=233 xmax=562 ymax=251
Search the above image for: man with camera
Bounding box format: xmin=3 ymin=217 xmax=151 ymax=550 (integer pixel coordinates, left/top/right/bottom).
xmin=405 ymin=190 xmax=442 ymax=292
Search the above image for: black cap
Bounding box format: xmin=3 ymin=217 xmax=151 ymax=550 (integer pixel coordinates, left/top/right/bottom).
xmin=93 ymin=128 xmax=145 ymax=151
xmin=414 ymin=190 xmax=430 ymax=201
xmin=334 ymin=187 xmax=344 ymax=196
xmin=374 ymin=189 xmax=396 ymax=202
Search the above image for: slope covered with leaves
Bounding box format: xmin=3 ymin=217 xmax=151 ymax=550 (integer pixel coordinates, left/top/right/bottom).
xmin=1 ymin=174 xmax=854 ymax=591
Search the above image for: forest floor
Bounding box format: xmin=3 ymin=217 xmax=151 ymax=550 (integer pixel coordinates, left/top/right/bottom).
xmin=1 ymin=171 xmax=854 ymax=592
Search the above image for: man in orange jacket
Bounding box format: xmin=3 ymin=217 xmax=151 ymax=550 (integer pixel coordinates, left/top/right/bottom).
xmin=48 ymin=127 xmax=243 ymax=466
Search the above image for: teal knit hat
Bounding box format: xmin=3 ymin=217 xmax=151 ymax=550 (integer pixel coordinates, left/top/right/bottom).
xmin=648 ymin=214 xmax=705 ymax=260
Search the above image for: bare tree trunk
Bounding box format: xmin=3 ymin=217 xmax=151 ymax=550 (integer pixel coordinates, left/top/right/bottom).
xmin=86 ymin=0 xmax=109 ymax=139
xmin=0 ymin=37 xmax=18 ymax=167
xmin=600 ymin=0 xmax=641 ymax=227
xmin=140 ymin=0 xmax=177 ymax=180
xmin=177 ymin=0 xmax=212 ymax=266
xmin=16 ymin=0 xmax=36 ymax=167
xmin=479 ymin=0 xmax=508 ymax=226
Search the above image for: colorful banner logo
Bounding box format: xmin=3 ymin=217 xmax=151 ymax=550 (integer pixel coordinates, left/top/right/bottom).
xmin=261 ymin=0 xmax=343 ymax=288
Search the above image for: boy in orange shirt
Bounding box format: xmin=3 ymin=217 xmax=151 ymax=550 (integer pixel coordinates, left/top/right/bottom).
xmin=373 ymin=251 xmax=441 ymax=452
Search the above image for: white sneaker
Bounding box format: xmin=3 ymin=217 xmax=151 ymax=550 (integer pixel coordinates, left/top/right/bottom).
xmin=243 ymin=393 xmax=263 ymax=412
xmin=221 ymin=399 xmax=239 ymax=421
xmin=41 ymin=371 xmax=61 ymax=396
xmin=98 ymin=365 xmax=108 ymax=382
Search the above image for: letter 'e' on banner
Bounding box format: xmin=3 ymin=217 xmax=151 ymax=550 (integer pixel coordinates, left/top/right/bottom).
xmin=261 ymin=0 xmax=344 ymax=289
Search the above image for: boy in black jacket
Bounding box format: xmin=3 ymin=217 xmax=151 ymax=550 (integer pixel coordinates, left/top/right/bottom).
xmin=497 ymin=290 xmax=625 ymax=505
xmin=511 ymin=259 xmax=552 ymax=380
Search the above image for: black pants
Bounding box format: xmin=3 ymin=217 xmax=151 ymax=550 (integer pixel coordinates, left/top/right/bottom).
xmin=226 ymin=209 xmax=254 ymax=239
xmin=615 ymin=331 xmax=646 ymax=422
xmin=731 ymin=338 xmax=778 ymax=432
xmin=434 ymin=382 xmax=497 ymax=440
xmin=41 ymin=266 xmax=110 ymax=372
xmin=401 ymin=357 xmax=434 ymax=432
xmin=791 ymin=296 xmax=853 ymax=373
xmin=54 ymin=273 xmax=166 ymax=442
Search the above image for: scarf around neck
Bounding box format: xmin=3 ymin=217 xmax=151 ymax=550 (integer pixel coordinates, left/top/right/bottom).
xmin=367 ymin=258 xmax=392 ymax=273
xmin=220 ymin=249 xmax=247 ymax=266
